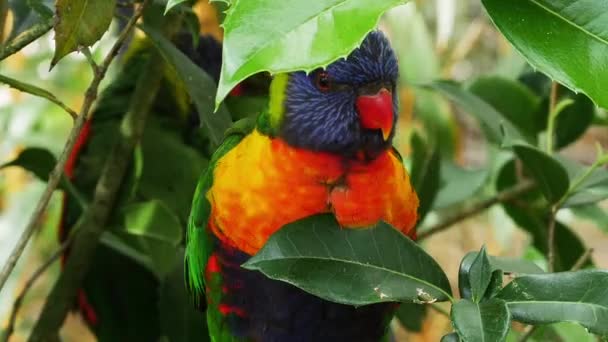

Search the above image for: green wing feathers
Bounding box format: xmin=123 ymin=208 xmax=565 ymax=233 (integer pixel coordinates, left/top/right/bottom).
xmin=185 ymin=117 xmax=258 ymax=301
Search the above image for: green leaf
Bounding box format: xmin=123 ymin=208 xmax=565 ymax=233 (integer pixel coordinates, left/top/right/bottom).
xmin=468 ymin=76 xmax=540 ymax=140
xmin=482 ymin=0 xmax=608 ymax=109
xmin=215 ymin=0 xmax=407 ymax=106
xmin=483 ymin=270 xmax=503 ymax=301
xmin=121 ymin=200 xmax=182 ymax=246
xmin=497 ymin=161 xmax=589 ymax=271
xmin=0 ymin=74 xmax=73 ymax=114
xmin=459 ymin=251 xmax=544 ymax=301
xmin=224 ymin=95 xmax=268 ymax=121
xmin=164 ymin=0 xmax=189 ymax=14
xmin=0 ymin=147 xmax=56 ymax=182
xmin=410 ymin=131 xmax=440 ymax=224
xmin=508 ymin=143 xmax=569 ymax=204
xmin=137 ymin=120 xmax=208 ymax=221
xmin=486 ymin=256 xmax=545 ymax=275
xmin=395 ymin=302 xmax=427 ymax=332
xmin=468 ymin=246 xmax=492 ymax=303
xmin=428 ymin=80 xmax=522 ymax=144
xmin=554 ymin=93 xmax=595 ymax=149
xmin=571 ymin=204 xmax=608 ymax=234
xmin=497 ymin=270 xmax=608 ymax=335
xmin=52 ymin=0 xmax=116 ymax=66
xmin=244 ymin=214 xmax=452 ymax=306
xmin=141 ymin=24 xmax=232 ymax=147
xmin=6 ymin=0 xmax=53 ymax=40
xmin=451 ymin=298 xmax=511 ymax=342
xmin=434 ymin=161 xmax=488 ymax=209
xmin=158 ymin=249 xmax=209 ymax=342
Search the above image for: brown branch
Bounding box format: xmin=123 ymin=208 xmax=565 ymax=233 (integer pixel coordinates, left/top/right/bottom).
xmin=0 ymin=2 xmax=145 ymax=296
xmin=2 ymin=238 xmax=72 ymax=342
xmin=0 ymin=18 xmax=54 ymax=61
xmin=417 ymin=180 xmax=536 ymax=241
xmin=571 ymin=248 xmax=593 ymax=272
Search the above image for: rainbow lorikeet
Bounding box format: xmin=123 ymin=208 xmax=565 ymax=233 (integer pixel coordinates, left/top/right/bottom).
xmin=186 ymin=31 xmax=419 ymax=341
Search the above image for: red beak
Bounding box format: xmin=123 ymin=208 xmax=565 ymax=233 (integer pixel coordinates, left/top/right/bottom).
xmin=355 ymin=88 xmax=393 ymax=141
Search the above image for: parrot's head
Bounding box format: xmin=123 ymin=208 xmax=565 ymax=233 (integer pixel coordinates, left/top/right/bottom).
xmin=269 ymin=30 xmax=399 ymax=159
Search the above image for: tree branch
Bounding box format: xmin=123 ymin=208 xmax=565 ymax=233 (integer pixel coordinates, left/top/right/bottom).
xmin=0 ymin=2 xmax=146 ymax=296
xmin=1 ymin=238 xmax=72 ymax=342
xmin=417 ymin=180 xmax=536 ymax=241
xmin=0 ymin=18 xmax=54 ymax=61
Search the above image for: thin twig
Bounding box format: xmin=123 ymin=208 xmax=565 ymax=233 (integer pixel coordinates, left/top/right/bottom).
xmin=418 ymin=180 xmax=536 ymax=240
xmin=547 ymin=206 xmax=557 ymax=273
xmin=571 ymin=248 xmax=594 ymax=271
xmin=0 ymin=2 xmax=146 ymax=295
xmin=0 ymin=19 xmax=54 ymax=61
xmin=2 ymin=238 xmax=73 ymax=342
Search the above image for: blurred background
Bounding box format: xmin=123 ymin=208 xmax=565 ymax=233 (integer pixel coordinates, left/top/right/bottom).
xmin=0 ymin=0 xmax=606 ymax=341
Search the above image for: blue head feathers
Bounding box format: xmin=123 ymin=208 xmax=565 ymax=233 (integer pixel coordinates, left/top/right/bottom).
xmin=277 ymin=30 xmax=399 ymax=159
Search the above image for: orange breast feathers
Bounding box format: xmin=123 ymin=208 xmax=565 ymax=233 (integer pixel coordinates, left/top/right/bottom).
xmin=207 ymin=130 xmax=419 ymax=255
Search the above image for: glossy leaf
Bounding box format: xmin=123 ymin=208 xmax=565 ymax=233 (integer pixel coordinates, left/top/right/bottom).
xmin=468 ymin=246 xmax=492 ymax=303
xmin=498 ymin=270 xmax=608 ymax=335
xmin=410 ymin=132 xmax=440 ymax=224
xmin=554 ymin=92 xmax=595 ymax=149
xmin=483 ymin=270 xmax=503 ymax=301
xmin=121 ymin=200 xmax=182 ymax=246
xmin=158 ymin=249 xmax=209 ymax=342
xmin=244 ymin=214 xmax=452 ymax=306
xmin=215 ymin=0 xmax=408 ymax=106
xmin=6 ymin=0 xmax=53 ymax=40
xmin=164 ymin=0 xmax=189 ymax=14
xmin=451 ymin=298 xmax=511 ymax=342
xmin=482 ymin=0 xmax=608 ymax=109
xmin=52 ymin=0 xmax=116 ymax=66
xmin=141 ymin=24 xmax=232 ymax=147
xmin=428 ymin=80 xmax=522 ymax=144
xmin=554 ymin=156 xmax=608 ymax=207
xmin=0 ymin=147 xmax=56 ymax=182
xmin=468 ymin=76 xmax=540 ymax=140
xmin=509 ymin=143 xmax=569 ymax=204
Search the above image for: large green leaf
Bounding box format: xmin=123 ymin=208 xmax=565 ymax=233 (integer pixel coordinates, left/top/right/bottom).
xmin=410 ymin=131 xmax=440 ymax=225
xmin=164 ymin=0 xmax=189 ymax=14
xmin=451 ymin=298 xmax=511 ymax=342
xmin=498 ymin=270 xmax=608 ymax=335
xmin=121 ymin=200 xmax=182 ymax=246
xmin=6 ymin=0 xmax=53 ymax=40
xmin=141 ymin=25 xmax=232 ymax=147
xmin=215 ymin=0 xmax=408 ymax=106
xmin=244 ymin=214 xmax=452 ymax=306
xmin=509 ymin=143 xmax=569 ymax=204
xmin=395 ymin=302 xmax=427 ymax=332
xmin=482 ymin=0 xmax=608 ymax=109
xmin=468 ymin=76 xmax=540 ymax=140
xmin=428 ymin=80 xmax=522 ymax=144
xmin=52 ymin=0 xmax=116 ymax=66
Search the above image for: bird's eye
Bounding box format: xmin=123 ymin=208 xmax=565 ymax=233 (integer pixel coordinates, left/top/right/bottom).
xmin=315 ymin=71 xmax=331 ymax=92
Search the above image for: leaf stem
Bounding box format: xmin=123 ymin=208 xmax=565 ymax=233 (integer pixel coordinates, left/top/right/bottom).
xmin=0 ymin=19 xmax=55 ymax=61
xmin=571 ymin=248 xmax=593 ymax=271
xmin=417 ymin=180 xmax=535 ymax=240
xmin=547 ymin=206 xmax=557 ymax=273
xmin=0 ymin=0 xmax=146 ymax=297
xmin=79 ymin=46 xmax=100 ymax=74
